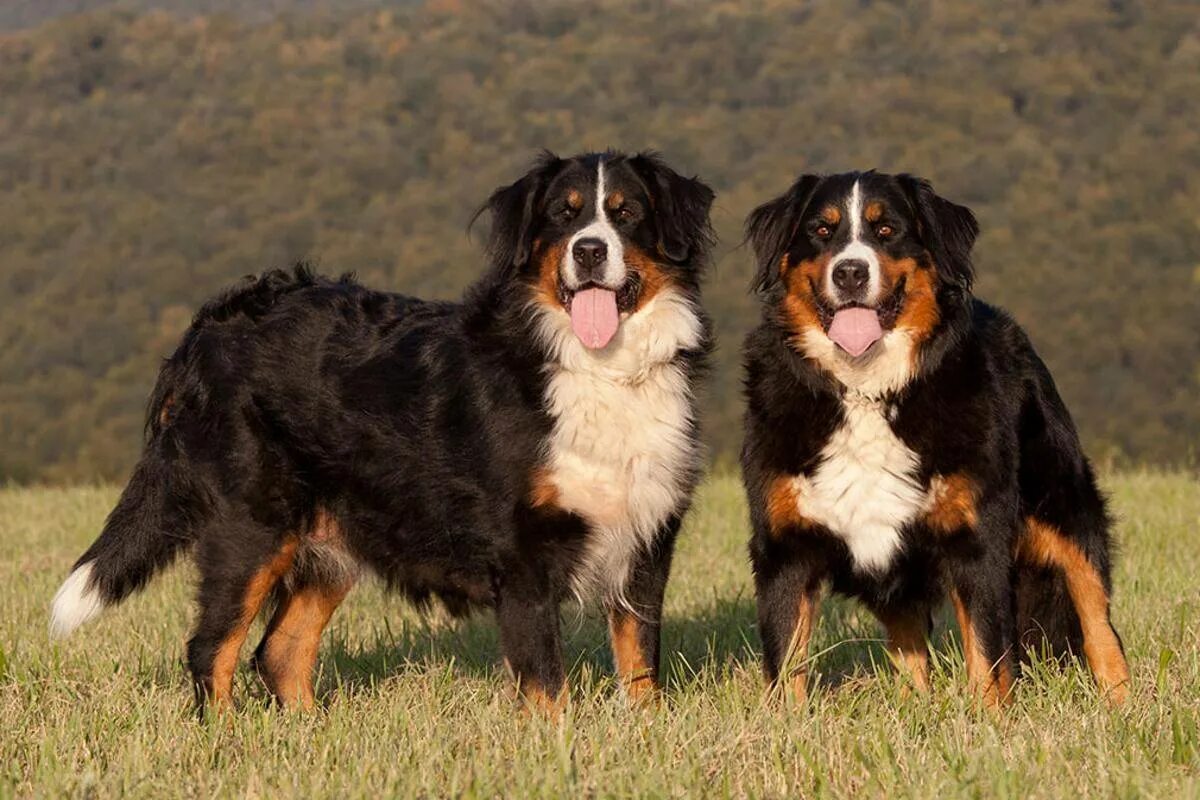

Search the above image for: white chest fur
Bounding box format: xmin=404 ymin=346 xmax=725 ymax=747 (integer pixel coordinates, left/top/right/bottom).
xmin=793 ymin=395 xmax=925 ymax=572
xmin=534 ymin=289 xmax=703 ymax=603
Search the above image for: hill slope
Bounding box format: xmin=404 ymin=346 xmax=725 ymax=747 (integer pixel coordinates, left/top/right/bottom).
xmin=1 ymin=0 xmax=1198 ymax=480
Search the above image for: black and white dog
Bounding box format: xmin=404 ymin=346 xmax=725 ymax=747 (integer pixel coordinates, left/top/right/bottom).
xmin=742 ymin=171 xmax=1129 ymax=706
xmin=50 ymin=151 xmax=715 ymax=713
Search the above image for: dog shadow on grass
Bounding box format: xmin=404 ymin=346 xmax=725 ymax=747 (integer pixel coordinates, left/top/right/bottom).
xmin=312 ymin=592 xmax=942 ymax=703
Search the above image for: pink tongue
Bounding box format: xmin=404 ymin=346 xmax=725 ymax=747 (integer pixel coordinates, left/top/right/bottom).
xmin=827 ymin=307 xmax=883 ymax=357
xmin=569 ymin=287 xmax=620 ymax=349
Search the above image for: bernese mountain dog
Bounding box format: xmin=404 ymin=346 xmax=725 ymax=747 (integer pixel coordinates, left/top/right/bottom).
xmin=49 ymin=151 xmax=716 ymax=714
xmin=741 ymin=170 xmax=1130 ymax=707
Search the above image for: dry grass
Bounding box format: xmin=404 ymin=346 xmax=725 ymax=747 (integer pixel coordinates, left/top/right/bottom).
xmin=2 ymin=471 xmax=1198 ymax=797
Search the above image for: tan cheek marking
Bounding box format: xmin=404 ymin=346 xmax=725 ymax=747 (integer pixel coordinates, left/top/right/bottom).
xmin=533 ymin=240 xmax=569 ymax=310
xmin=1017 ymin=518 xmax=1131 ymax=703
xmin=780 ymin=254 xmax=828 ymax=350
xmin=884 ymin=255 xmax=940 ymax=354
xmin=923 ymin=473 xmax=978 ymax=533
xmin=626 ymin=244 xmax=671 ymax=312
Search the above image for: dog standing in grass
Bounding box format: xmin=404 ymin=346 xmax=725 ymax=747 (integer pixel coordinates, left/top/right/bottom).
xmin=50 ymin=151 xmax=716 ymax=714
xmin=741 ymin=170 xmax=1130 ymax=706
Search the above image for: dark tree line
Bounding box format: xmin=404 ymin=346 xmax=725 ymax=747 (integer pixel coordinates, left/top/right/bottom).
xmin=1 ymin=0 xmax=1197 ymax=481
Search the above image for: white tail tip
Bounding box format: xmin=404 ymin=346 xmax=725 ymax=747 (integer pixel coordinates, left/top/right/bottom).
xmin=50 ymin=562 xmax=105 ymax=638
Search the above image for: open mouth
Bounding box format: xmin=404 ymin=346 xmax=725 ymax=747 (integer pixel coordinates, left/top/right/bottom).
xmin=811 ymin=276 xmax=906 ymax=358
xmin=558 ymin=276 xmax=641 ymax=350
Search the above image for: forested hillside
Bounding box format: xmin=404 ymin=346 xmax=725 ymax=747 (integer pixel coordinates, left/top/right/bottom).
xmin=1 ymin=0 xmax=1197 ymax=481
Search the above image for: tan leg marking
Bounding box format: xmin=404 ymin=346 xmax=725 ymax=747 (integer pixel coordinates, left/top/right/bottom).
xmin=209 ymin=539 xmax=298 ymax=708
xmin=879 ymin=610 xmax=930 ymax=692
xmin=258 ymin=580 xmax=353 ymax=709
xmin=608 ymin=609 xmax=658 ymax=704
xmin=949 ymin=589 xmax=1013 ymax=708
xmin=782 ymin=589 xmax=822 ymax=704
xmin=1018 ymin=518 xmax=1131 ymax=704
xmin=518 ymin=681 xmax=568 ymax=717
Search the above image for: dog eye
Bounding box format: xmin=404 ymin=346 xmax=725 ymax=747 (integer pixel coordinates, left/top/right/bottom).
xmin=815 ymin=225 xmax=832 ymax=239
xmin=614 ymin=205 xmax=636 ymax=222
xmin=877 ymin=225 xmax=894 ymax=238
xmin=556 ymin=206 xmax=578 ymax=223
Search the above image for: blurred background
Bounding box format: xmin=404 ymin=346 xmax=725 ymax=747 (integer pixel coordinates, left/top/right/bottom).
xmin=0 ymin=0 xmax=1197 ymax=483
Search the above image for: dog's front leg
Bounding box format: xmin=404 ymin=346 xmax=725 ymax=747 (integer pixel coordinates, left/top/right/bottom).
xmin=496 ymin=577 xmax=566 ymax=716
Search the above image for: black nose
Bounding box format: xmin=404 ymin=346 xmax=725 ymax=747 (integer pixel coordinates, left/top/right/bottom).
xmin=572 ymin=238 xmax=607 ymax=275
xmin=832 ymin=259 xmax=870 ymax=295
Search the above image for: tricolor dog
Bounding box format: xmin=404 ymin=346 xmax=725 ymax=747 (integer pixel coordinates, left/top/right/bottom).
xmin=50 ymin=151 xmax=715 ymax=714
xmin=741 ymin=170 xmax=1130 ymax=706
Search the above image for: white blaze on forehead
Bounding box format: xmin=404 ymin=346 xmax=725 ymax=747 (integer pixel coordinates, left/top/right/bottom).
xmin=562 ymin=159 xmax=627 ymax=289
xmin=827 ymin=179 xmax=883 ymax=305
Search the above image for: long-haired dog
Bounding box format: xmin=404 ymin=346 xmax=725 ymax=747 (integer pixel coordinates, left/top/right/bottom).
xmin=741 ymin=170 xmax=1129 ymax=706
xmin=51 ymin=151 xmax=716 ymax=713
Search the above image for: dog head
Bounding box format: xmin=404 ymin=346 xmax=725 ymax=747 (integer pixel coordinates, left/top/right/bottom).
xmin=479 ymin=151 xmax=715 ymax=352
xmin=746 ymin=170 xmax=978 ymax=392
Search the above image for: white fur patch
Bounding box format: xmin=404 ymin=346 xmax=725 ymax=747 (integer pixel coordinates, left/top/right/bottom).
xmin=801 ymin=326 xmax=915 ymax=399
xmin=532 ymin=287 xmax=702 ymax=606
xmin=49 ymin=561 xmax=105 ymax=637
xmin=827 ymin=180 xmax=883 ymax=305
xmin=563 ymin=160 xmax=626 ymax=289
xmin=792 ymin=395 xmax=925 ymax=573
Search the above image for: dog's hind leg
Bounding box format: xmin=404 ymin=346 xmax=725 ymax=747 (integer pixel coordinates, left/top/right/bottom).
xmin=1017 ymin=518 xmax=1130 ymax=704
xmin=1014 ymin=354 xmax=1130 ymax=703
xmin=253 ymin=579 xmax=352 ymax=709
xmin=187 ymin=531 xmax=298 ymax=713
xmin=251 ymin=510 xmax=357 ymax=709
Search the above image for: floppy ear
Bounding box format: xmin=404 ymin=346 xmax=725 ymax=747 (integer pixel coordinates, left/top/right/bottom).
xmin=744 ymin=174 xmax=822 ymax=293
xmin=629 ymin=153 xmax=716 ymax=264
xmin=474 ymin=152 xmax=561 ymax=275
xmin=898 ymin=175 xmax=979 ymax=292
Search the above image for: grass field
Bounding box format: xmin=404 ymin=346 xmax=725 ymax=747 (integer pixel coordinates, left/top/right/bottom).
xmin=2 ymin=471 xmax=1198 ymax=798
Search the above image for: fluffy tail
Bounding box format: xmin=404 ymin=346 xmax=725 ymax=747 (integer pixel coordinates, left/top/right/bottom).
xmin=50 ymin=446 xmax=197 ymax=636
xmin=49 ymin=352 xmax=202 ymax=637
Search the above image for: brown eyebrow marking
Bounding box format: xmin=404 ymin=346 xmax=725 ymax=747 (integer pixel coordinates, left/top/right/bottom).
xmin=605 ymin=190 xmax=625 ymax=209
xmin=566 ymin=189 xmax=583 ymax=210
xmin=819 ymin=206 xmax=841 ymax=225
xmin=864 ymin=201 xmax=885 ymax=223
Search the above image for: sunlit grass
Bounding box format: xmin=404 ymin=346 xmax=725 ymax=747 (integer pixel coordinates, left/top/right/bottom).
xmin=2 ymin=471 xmax=1198 ymax=797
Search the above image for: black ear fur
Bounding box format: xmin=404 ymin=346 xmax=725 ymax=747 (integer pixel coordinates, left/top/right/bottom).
xmin=744 ymin=174 xmax=822 ymax=293
xmin=898 ymin=175 xmax=979 ymax=292
xmin=628 ymin=153 xmax=716 ymax=264
xmin=473 ymin=152 xmax=561 ymax=276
